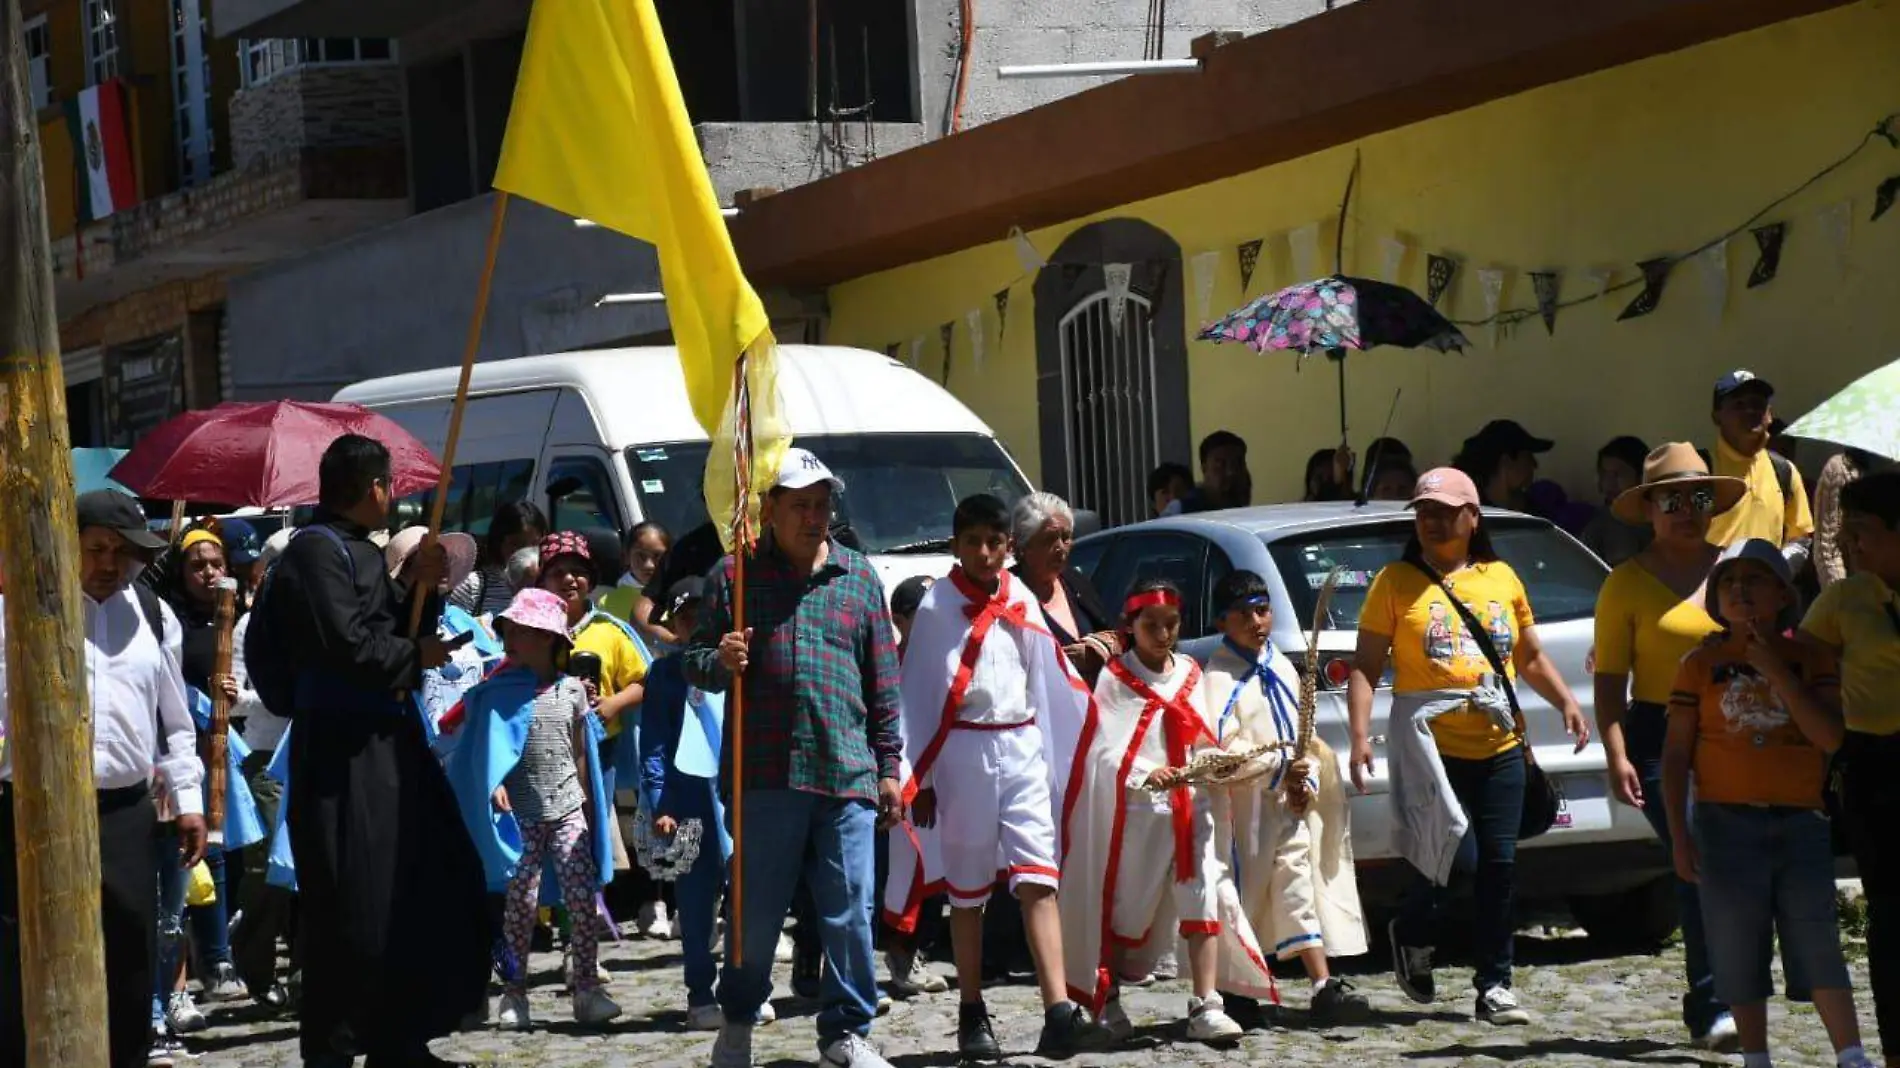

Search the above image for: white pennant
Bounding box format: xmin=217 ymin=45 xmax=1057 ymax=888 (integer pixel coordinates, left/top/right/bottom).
xmin=1694 ymin=240 xmax=1730 ymax=323
xmin=1477 ymin=268 xmax=1506 ymax=347
xmin=1581 ymin=265 xmax=1614 ymax=301
xmin=1289 ymin=223 xmax=1321 ymax=280
xmin=1380 ymin=236 xmax=1409 ymax=284
xmin=967 ymin=308 xmax=985 ymax=371
xmin=908 ymin=335 xmax=925 ymax=369
xmin=1189 ymin=250 xmax=1220 ymax=324
xmin=1104 ymin=263 xmax=1133 ymax=336
xmin=1817 ymin=200 xmax=1853 ymax=275
xmin=1010 ymin=226 xmax=1045 ymax=274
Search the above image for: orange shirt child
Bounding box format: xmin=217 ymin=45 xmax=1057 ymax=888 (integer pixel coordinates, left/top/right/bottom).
xmin=1667 ymin=633 xmax=1840 ymax=809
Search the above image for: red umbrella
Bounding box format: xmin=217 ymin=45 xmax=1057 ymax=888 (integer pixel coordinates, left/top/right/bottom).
xmin=109 ymin=401 xmax=442 ymax=508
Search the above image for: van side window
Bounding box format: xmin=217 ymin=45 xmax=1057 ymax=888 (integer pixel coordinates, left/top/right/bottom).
xmin=547 ymin=456 xmax=621 ymax=534
xmin=390 ymin=458 xmax=534 ymax=534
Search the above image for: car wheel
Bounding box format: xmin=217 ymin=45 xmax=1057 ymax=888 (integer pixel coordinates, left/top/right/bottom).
xmin=1568 ymin=875 xmax=1679 ymax=951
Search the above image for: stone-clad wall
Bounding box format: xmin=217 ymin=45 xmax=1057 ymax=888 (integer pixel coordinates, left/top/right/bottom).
xmin=229 ymin=65 xmax=404 ymax=171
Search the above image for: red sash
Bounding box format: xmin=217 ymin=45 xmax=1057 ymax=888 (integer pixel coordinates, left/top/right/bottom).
xmin=905 ymin=568 xmax=1031 ymax=800
xmin=1104 ymin=656 xmax=1213 ymax=883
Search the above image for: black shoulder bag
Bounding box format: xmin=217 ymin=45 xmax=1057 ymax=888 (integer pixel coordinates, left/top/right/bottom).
xmin=1410 ymin=560 xmax=1562 ymax=840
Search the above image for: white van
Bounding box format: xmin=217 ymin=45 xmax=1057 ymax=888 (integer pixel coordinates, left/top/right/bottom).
xmin=332 ymin=345 xmax=1033 ymax=592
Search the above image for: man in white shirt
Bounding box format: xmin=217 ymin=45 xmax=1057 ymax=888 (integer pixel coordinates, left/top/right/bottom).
xmin=0 ymin=489 xmax=206 ymax=1068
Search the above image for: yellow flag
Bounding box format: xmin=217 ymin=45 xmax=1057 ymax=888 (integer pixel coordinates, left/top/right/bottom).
xmin=494 ymin=0 xmax=788 ymax=547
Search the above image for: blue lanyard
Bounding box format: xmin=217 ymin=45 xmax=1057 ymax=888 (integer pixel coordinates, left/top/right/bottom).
xmin=1219 ymin=638 xmax=1298 ymax=789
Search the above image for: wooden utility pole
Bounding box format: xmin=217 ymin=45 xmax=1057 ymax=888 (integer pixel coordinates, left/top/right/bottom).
xmin=0 ymin=0 xmax=112 ymax=1064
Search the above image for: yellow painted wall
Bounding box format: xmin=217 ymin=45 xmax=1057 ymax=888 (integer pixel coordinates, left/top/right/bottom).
xmin=824 ymin=0 xmax=1900 ymax=503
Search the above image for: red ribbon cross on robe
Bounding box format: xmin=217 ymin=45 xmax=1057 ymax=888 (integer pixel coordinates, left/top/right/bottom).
xmin=905 ymin=567 xmax=1031 ymax=802
xmin=1105 ymin=656 xmax=1214 ymax=883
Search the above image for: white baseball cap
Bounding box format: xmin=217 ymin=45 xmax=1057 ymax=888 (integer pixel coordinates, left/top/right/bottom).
xmin=774 ymin=447 xmax=845 ymax=494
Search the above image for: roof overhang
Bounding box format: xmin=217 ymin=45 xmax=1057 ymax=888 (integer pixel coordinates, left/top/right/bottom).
xmin=729 ymin=0 xmax=1853 ymax=289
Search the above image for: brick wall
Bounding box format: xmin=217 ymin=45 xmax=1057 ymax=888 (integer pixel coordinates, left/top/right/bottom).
xmin=61 ymin=274 xmax=227 ymax=353
xmin=229 ymin=65 xmax=405 ymax=172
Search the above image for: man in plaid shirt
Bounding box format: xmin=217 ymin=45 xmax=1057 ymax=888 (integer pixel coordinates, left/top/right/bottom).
xmin=686 ymin=447 xmax=904 ymax=1068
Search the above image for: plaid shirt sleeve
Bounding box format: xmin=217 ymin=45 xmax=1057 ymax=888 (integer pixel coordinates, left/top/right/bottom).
xmin=859 ymin=570 xmax=902 ymax=784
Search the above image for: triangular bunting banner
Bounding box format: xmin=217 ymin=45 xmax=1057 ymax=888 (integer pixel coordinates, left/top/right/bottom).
xmin=1380 ymin=236 xmax=1408 ymax=284
xmin=1189 ymin=250 xmax=1220 ymax=323
xmin=909 ymin=335 xmax=925 ymax=369
xmin=967 ymin=308 xmax=985 ymax=372
xmin=994 ymin=288 xmax=1011 ymax=338
xmin=1104 ymin=263 xmax=1133 ymax=336
xmin=884 ymin=342 xmax=900 ymax=362
xmin=1617 ymin=258 xmax=1673 ymax=321
xmin=1581 ymin=266 xmax=1614 ymax=302
xmin=1872 ymin=176 xmax=1898 ymax=222
xmin=1817 ymin=200 xmax=1853 ymax=275
xmin=1529 ymin=271 xmax=1561 ymax=335
xmin=1426 ymin=254 xmax=1458 ymax=307
xmin=1747 ymin=223 xmax=1785 ymax=288
xmin=1236 ymin=240 xmax=1263 ymax=292
xmin=1476 ymin=268 xmax=1505 ymax=347
xmin=939 ymin=321 xmax=955 ymax=385
xmin=1061 ymin=263 xmax=1087 ymax=290
xmin=1010 ymin=226 xmax=1045 ymax=273
xmin=1694 ymin=240 xmax=1730 ymax=322
xmin=1289 ymin=223 xmax=1320 ymax=281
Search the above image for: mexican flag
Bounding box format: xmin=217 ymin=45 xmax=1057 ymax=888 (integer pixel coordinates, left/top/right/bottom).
xmin=65 ymin=80 xmax=136 ymax=223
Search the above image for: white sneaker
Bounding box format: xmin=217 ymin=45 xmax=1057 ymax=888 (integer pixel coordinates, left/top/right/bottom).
xmin=1695 ymin=1013 xmax=1741 ymax=1053
xmin=876 ymin=992 xmax=893 ymax=1017
xmin=496 ymin=990 xmax=531 ymax=1031
xmin=820 ymin=1034 xmax=895 ymax=1068
xmin=165 ymin=991 xmax=207 ymax=1034
xmin=884 ymin=950 xmax=948 ymax=996
xmin=637 ymin=900 xmax=671 ymax=939
xmin=1152 ymin=951 xmax=1180 ymax=982
xmin=710 ymin=1021 xmax=754 ymax=1068
xmin=1186 ymin=993 xmax=1243 ymax=1042
xmin=774 ymin=931 xmax=795 ymax=963
xmin=1476 ymin=985 xmax=1531 ymax=1026
xmin=1099 ymin=998 xmax=1133 ymax=1041
xmin=573 ymin=986 xmax=622 ymax=1025
xmin=145 ymin=1032 xmax=177 ymax=1068
xmin=755 ymin=1001 xmax=777 ymax=1025
xmin=687 ymin=1004 xmax=725 ymax=1031
xmin=203 ymin=962 xmax=248 ymax=1003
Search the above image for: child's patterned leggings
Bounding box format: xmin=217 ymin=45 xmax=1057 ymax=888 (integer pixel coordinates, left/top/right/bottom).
xmin=502 ymin=807 xmax=600 ymax=994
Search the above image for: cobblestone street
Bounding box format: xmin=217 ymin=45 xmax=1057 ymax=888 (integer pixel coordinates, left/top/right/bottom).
xmin=181 ymin=926 xmax=1879 ymax=1067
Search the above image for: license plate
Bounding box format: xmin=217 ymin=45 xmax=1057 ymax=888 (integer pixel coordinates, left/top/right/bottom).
xmin=1551 ymin=773 xmax=1613 ymax=833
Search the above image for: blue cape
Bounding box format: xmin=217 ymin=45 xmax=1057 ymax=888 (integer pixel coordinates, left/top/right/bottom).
xmin=187 ymin=687 xmax=267 ymax=851
xmin=440 ymin=604 xmax=503 ymax=660
xmin=443 ymin=665 xmax=616 ymax=895
xmin=264 ymin=724 xmax=297 ymax=891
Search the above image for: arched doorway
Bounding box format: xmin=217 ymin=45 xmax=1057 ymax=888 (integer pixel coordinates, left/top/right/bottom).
xmin=1033 ymin=219 xmax=1188 ymax=528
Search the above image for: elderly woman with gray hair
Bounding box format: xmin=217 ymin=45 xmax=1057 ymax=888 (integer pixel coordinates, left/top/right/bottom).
xmin=1008 ymin=492 xmax=1120 ymax=685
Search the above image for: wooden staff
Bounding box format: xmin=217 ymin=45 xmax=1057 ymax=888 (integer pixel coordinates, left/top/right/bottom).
xmin=204 ymin=577 xmax=237 ymax=844
xmin=1295 ymin=565 xmax=1345 ymax=764
xmin=0 ymin=1 xmax=111 ymax=1061
xmin=727 ymin=354 xmax=752 ymax=968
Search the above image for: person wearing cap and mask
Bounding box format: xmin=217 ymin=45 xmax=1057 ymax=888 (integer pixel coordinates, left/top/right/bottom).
xmin=686 ymin=447 xmax=904 ymax=1068
xmin=1706 ymin=370 xmax=1814 ymax=560
xmin=1454 ymin=420 xmax=1553 ymax=514
xmin=0 ymin=490 xmax=206 ymax=1068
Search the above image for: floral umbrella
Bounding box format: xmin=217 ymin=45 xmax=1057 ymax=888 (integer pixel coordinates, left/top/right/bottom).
xmin=1786 ymin=356 xmax=1900 ymax=460
xmin=1198 ymin=275 xmax=1469 ymax=435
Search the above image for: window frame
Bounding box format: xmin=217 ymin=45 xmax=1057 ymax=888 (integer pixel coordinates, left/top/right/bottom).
xmin=23 ymin=14 xmax=50 ymax=110
xmin=544 ymin=453 xmax=624 ymax=537
xmin=239 ymin=35 xmax=399 ymax=89
xmin=82 ymin=0 xmax=119 ymax=87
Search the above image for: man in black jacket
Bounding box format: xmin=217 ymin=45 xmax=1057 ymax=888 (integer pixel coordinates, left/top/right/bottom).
xmin=266 ymin=435 xmax=487 ymax=1068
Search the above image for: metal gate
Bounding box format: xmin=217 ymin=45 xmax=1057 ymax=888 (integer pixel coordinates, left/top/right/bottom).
xmin=1059 ymin=290 xmax=1159 ymax=529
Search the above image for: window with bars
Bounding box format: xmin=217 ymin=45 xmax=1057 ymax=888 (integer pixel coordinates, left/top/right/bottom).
xmin=83 ymin=0 xmax=119 ymax=86
xmin=240 ymin=36 xmax=396 ymax=88
xmin=171 ymin=0 xmax=214 ymax=186
xmin=23 ymin=15 xmax=49 ymax=109
xmin=1058 ymin=290 xmax=1162 ymax=529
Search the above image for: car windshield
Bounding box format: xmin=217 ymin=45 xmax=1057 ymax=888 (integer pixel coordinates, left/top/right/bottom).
xmin=625 ymin=432 xmax=1031 ymax=553
xmin=1265 ymin=518 xmax=1607 ymax=631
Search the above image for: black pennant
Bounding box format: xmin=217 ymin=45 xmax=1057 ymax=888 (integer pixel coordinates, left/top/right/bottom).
xmin=1060 ymin=263 xmax=1087 ymax=291
xmin=1426 ymin=254 xmax=1458 ymax=308
xmin=939 ymin=321 xmax=955 ymax=385
xmin=1618 ymin=258 xmax=1673 ymax=321
xmin=1529 ymin=271 xmax=1561 ymax=335
xmin=884 ymin=342 xmax=901 ymax=362
xmin=1747 ymin=223 xmax=1787 ymax=288
xmin=1874 ymin=176 xmax=1900 ymax=222
xmin=994 ymin=288 xmax=1011 ymax=337
xmin=1237 ymin=239 xmax=1264 ymax=292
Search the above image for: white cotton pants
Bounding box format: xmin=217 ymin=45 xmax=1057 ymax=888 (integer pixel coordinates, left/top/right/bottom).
xmin=1110 ymin=794 xmax=1220 ymax=946
xmin=934 ymin=723 xmax=1058 ymax=908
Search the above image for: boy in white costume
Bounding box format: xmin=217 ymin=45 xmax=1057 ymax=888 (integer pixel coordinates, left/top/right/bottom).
xmin=1203 ymin=569 xmax=1372 ymax=1026
xmin=1060 ymin=578 xmax=1274 ymax=1043
xmin=893 ymin=495 xmax=1108 ymax=1059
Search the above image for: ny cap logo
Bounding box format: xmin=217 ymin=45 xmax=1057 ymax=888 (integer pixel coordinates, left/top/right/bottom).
xmin=801 ymin=453 xmax=822 ymax=470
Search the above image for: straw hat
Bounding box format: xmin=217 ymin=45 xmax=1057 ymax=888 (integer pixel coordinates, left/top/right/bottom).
xmin=1611 ymin=442 xmax=1748 ymax=524
xmin=383 ymin=525 xmax=478 ymax=592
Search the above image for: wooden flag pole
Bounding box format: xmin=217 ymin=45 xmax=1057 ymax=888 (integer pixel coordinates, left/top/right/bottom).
xmin=0 ymin=1 xmax=112 ymax=1063
xmin=406 ymin=191 xmax=510 ymax=641
xmin=727 ymin=355 xmax=751 ymax=968
xmin=204 ymin=577 xmax=238 ymax=843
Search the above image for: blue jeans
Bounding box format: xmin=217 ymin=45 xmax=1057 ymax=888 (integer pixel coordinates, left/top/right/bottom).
xmin=185 ymin=844 xmax=232 ymax=970
xmin=152 ymin=832 xmax=188 ymax=1029
xmin=1397 ymin=748 xmax=1524 ymax=992
xmin=719 ymin=789 xmax=877 ymax=1048
xmin=1626 ymin=702 xmax=1726 ymax=1034
xmin=1694 ymin=803 xmax=1849 ymax=1005
xmin=668 ymin=778 xmax=723 ymax=1008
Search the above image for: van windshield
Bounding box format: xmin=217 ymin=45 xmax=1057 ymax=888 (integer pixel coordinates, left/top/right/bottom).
xmin=626 ymin=433 xmax=1031 ymax=553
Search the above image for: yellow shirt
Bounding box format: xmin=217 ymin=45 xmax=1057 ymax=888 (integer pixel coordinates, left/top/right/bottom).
xmin=1593 ymin=560 xmax=1721 ymax=706
xmin=597 ymin=585 xmax=640 ymax=624
xmin=1801 ymin=572 xmax=1900 ymax=736
xmin=1361 ymin=560 xmax=1533 ymax=759
xmin=573 ymin=614 xmax=649 ymax=738
xmin=1706 ymin=438 xmax=1814 ymax=548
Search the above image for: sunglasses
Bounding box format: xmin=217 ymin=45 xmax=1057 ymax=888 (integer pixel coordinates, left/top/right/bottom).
xmin=1654 ymin=488 xmax=1717 ymax=515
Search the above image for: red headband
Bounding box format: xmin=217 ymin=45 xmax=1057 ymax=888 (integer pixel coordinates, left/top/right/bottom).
xmin=1123 ymin=588 xmax=1181 ymax=618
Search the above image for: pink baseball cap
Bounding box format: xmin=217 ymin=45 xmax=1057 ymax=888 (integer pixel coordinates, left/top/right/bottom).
xmin=495 ymin=587 xmax=570 ymax=640
xmin=1408 ymin=467 xmax=1481 ymax=510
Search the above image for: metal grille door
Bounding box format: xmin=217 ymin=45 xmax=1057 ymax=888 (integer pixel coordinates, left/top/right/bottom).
xmin=1059 ymin=291 xmax=1159 ymax=529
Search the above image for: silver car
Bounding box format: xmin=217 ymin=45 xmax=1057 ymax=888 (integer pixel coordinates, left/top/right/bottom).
xmin=1071 ymin=501 xmax=1676 ymax=945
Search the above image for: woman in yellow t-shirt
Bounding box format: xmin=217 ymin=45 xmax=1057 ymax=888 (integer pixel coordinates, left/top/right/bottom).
xmin=1347 ymin=467 xmax=1588 ymax=1026
xmin=1591 ymin=443 xmax=1745 ymax=1049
